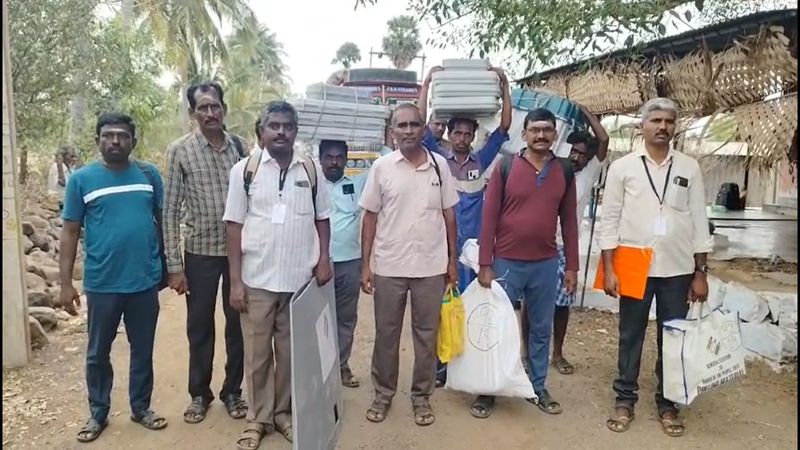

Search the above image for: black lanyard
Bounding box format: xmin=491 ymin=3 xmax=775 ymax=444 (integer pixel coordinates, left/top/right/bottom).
xmin=278 ymin=168 xmax=288 ymax=195
xmin=641 ymin=156 xmax=672 ymax=205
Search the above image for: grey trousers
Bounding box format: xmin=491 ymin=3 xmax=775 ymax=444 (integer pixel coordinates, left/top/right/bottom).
xmin=334 ymin=259 xmax=362 ymax=369
xmin=371 ymin=274 xmax=446 ymax=407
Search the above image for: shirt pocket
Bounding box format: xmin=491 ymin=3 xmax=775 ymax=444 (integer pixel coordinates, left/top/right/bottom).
xmin=426 ymin=184 xmax=443 ymax=210
xmin=294 ymin=186 xmax=314 ymax=216
xmin=665 ymin=176 xmax=690 ymax=212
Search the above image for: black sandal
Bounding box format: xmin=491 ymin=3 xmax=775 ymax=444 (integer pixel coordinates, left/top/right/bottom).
xmin=76 ymin=418 xmax=108 ymax=443
xmin=469 ymin=395 xmax=496 ymax=419
xmin=183 ymin=396 xmax=211 ymax=424
xmin=130 ymin=409 xmax=168 ymax=430
xmin=529 ymin=390 xmax=563 ymax=415
xmin=223 ymin=394 xmax=248 ymax=419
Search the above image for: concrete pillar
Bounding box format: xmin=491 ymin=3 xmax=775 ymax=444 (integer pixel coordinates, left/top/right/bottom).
xmin=2 ymin=0 xmax=31 ymax=368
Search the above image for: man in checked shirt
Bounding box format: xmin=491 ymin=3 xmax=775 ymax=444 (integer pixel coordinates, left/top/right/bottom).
xmin=163 ymin=82 xmax=250 ymax=425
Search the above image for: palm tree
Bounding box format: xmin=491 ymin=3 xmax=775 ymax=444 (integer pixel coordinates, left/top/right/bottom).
xmin=126 ymin=0 xmax=257 ymax=123
xmin=381 ymin=15 xmax=422 ymax=70
xmin=332 ymin=42 xmax=362 ymax=69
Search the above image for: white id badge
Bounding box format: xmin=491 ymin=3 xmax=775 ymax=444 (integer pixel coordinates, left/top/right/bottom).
xmin=653 ymin=215 xmax=667 ymax=236
xmin=272 ymin=204 xmax=287 ymax=224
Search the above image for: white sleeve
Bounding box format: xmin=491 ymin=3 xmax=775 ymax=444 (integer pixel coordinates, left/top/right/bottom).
xmin=596 ymin=160 xmax=624 ymax=251
xmin=222 ymin=162 xmax=248 ymax=225
xmin=314 ymin=161 xmax=331 ymax=220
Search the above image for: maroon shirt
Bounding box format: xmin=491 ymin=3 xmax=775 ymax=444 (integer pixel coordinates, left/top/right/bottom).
xmin=479 ymin=154 xmax=579 ymax=271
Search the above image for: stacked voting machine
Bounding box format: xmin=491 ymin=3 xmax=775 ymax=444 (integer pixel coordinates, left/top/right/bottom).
xmin=294 ymin=83 xmax=390 ymax=144
xmin=430 ymin=59 xmax=501 ymax=119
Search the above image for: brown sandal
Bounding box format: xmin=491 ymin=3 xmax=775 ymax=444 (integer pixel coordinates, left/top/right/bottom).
xmin=276 ymin=424 xmax=293 ymax=443
xmin=606 ymin=407 xmax=635 ymax=433
xmin=236 ymin=423 xmax=266 ymax=450
xmin=413 ymin=404 xmax=436 ymax=426
xmin=366 ymin=400 xmax=390 ymax=423
xmin=659 ymin=411 xmax=685 ymax=437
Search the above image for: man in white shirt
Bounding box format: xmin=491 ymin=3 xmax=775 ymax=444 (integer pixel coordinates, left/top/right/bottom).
xmin=48 ymin=145 xmax=78 ymax=208
xmin=223 ymin=101 xmax=332 ymax=449
xmin=597 ymin=98 xmax=713 ymax=438
xmin=551 ymin=105 xmax=609 ymax=376
xmin=360 ymin=103 xmax=459 ymax=427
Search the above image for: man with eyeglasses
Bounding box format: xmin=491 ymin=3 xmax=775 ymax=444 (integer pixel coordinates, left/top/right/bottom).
xmin=163 ymin=82 xmax=249 ymax=425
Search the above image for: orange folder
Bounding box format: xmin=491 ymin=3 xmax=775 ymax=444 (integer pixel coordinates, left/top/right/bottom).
xmin=592 ymin=246 xmax=654 ymax=300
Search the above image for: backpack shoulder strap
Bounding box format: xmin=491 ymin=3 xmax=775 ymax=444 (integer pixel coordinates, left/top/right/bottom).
xmin=230 ymin=134 xmax=246 ymax=159
xmin=300 ymin=157 xmax=318 ymax=200
xmin=243 ymin=148 xmax=263 ymax=197
xmin=427 ymin=150 xmax=443 ymax=186
xmin=557 ymin=157 xmax=575 ymax=189
xmin=498 ymin=153 xmax=515 ymax=205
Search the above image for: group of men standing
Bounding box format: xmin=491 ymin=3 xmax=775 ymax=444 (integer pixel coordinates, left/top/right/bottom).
xmin=57 ymin=65 xmax=713 ymax=447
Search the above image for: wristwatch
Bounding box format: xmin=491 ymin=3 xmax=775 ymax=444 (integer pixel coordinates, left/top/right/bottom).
xmin=695 ymin=264 xmax=710 ymax=274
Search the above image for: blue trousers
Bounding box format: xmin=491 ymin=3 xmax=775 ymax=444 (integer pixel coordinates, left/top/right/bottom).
xmin=85 ymin=286 xmax=160 ymax=422
xmin=494 ymin=256 xmax=559 ymax=393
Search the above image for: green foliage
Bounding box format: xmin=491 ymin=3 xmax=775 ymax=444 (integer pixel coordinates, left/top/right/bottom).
xmin=381 ymin=15 xmax=423 ymax=69
xmin=333 ymin=42 xmax=362 ymax=69
xmin=356 ymin=0 xmax=791 ymax=74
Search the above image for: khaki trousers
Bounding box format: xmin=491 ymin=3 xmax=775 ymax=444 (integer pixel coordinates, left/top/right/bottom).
xmin=371 ymin=275 xmax=446 ymax=407
xmin=241 ymin=287 xmax=293 ymax=430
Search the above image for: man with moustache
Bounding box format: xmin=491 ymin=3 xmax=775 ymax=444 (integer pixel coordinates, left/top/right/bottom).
xmin=476 ymin=108 xmax=579 ymax=418
xmin=419 ymin=65 xmax=512 ymax=387
xmin=224 ymin=100 xmax=332 ymax=448
xmin=427 ymin=113 xmax=450 ymax=150
xmin=163 ymin=82 xmax=249 ymax=424
xmin=599 ymin=98 xmax=712 ymax=437
xmin=360 ymin=103 xmax=459 ymax=427
xmin=551 ymin=104 xmax=609 ymax=376
xmin=60 ymin=113 xmax=167 ymax=443
xmin=319 ymin=139 xmax=366 ymax=388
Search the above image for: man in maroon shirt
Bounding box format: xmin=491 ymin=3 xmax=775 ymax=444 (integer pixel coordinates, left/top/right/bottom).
xmin=473 ymin=108 xmax=579 ymax=418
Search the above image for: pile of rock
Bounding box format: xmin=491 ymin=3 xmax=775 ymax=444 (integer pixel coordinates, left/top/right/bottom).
xmin=19 ymin=198 xmax=85 ymax=348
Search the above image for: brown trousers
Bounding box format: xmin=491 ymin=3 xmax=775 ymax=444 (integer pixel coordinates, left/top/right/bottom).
xmin=371 ymin=275 xmax=446 ymax=407
xmin=241 ymin=288 xmax=293 ymax=430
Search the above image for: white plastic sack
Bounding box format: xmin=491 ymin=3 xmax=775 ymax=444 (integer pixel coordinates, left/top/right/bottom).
xmin=459 ymin=239 xmax=480 ymax=273
xmin=740 ymin=321 xmax=798 ymax=362
xmin=445 ymin=279 xmax=536 ymax=399
xmin=663 ymin=303 xmax=746 ymax=406
xmin=721 ymin=282 xmax=769 ymax=323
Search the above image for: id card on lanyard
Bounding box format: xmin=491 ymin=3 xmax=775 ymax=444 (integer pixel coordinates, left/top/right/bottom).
xmin=641 ymin=156 xmax=672 ymax=237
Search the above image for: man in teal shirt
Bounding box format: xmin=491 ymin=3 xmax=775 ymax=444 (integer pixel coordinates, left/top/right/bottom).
xmin=320 ymin=139 xmax=366 ymax=388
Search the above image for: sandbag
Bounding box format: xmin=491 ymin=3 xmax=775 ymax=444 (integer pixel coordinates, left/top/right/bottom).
xmin=663 ymin=302 xmax=746 ymax=406
xmin=445 ymin=279 xmax=536 ymax=399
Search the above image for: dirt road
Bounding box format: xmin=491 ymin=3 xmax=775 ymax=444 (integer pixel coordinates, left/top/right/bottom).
xmin=3 ymin=289 xmax=797 ymax=450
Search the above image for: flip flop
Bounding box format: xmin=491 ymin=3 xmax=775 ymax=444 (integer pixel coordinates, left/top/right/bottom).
xmin=469 ymin=395 xmax=496 ymax=419
xmin=130 ymin=409 xmax=168 ymax=430
xmin=341 ymin=367 xmax=360 ymax=388
xmin=552 ymin=357 xmax=575 ymax=375
xmin=606 ymin=407 xmax=635 ymax=433
xmin=76 ymin=418 xmax=108 ymax=443
xmin=659 ymin=411 xmax=685 ymax=437
xmin=236 ymin=423 xmax=266 ymax=450
xmin=413 ymin=404 xmax=436 ymax=426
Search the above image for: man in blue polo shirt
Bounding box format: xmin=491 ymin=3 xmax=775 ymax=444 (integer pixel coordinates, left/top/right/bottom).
xmin=59 ymin=113 xmax=167 ymax=443
xmin=418 ymin=65 xmax=512 ymax=387
xmin=319 ymin=139 xmax=367 ymax=388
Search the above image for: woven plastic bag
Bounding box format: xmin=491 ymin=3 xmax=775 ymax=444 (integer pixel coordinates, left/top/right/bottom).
xmin=663 ymin=302 xmax=746 ymax=406
xmin=437 ymin=285 xmax=466 ymax=363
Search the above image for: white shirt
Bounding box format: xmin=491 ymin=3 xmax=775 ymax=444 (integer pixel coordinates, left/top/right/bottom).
xmin=557 ymin=156 xmax=605 ymax=246
xmin=47 ymin=162 xmax=72 ymax=198
xmin=223 ymin=151 xmax=331 ymax=292
xmin=597 ymin=147 xmax=713 ymax=277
